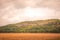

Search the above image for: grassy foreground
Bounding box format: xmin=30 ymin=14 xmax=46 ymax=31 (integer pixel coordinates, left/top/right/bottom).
xmin=0 ymin=33 xmax=60 ymax=40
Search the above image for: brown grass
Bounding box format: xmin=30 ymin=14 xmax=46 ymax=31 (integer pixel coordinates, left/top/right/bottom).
xmin=0 ymin=33 xmax=60 ymax=40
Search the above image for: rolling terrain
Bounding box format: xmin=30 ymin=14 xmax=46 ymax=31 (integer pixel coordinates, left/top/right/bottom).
xmin=0 ymin=19 xmax=60 ymax=40
xmin=0 ymin=19 xmax=60 ymax=33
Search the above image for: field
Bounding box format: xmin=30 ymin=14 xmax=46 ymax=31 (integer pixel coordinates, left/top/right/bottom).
xmin=0 ymin=33 xmax=60 ymax=40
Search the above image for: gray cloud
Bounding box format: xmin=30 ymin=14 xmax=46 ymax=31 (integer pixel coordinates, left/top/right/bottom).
xmin=0 ymin=0 xmax=60 ymax=26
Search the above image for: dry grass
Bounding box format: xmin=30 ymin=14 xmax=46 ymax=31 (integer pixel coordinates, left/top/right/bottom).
xmin=0 ymin=33 xmax=60 ymax=40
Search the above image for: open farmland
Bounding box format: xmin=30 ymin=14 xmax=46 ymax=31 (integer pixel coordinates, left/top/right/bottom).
xmin=0 ymin=33 xmax=60 ymax=40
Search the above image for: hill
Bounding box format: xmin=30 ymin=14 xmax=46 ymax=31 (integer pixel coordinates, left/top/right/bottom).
xmin=0 ymin=19 xmax=60 ymax=33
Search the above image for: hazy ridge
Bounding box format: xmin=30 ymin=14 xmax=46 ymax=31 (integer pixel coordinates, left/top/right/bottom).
xmin=0 ymin=19 xmax=60 ymax=33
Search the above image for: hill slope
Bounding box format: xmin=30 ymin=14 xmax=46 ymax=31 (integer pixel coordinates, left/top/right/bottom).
xmin=0 ymin=19 xmax=60 ymax=33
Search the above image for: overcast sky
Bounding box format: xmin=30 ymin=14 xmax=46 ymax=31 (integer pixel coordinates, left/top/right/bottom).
xmin=0 ymin=0 xmax=60 ymax=26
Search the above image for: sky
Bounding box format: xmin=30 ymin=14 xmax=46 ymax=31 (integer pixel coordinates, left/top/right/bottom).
xmin=0 ymin=0 xmax=60 ymax=26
